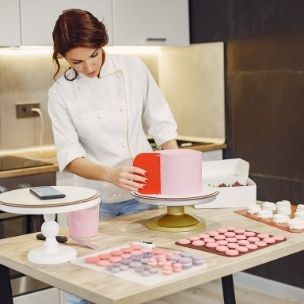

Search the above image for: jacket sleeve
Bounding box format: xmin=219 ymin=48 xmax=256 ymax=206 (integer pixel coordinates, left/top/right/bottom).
xmin=48 ymin=87 xmax=86 ymax=172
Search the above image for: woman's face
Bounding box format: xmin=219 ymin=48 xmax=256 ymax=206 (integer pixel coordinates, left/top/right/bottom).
xmin=65 ymin=47 xmax=103 ymax=78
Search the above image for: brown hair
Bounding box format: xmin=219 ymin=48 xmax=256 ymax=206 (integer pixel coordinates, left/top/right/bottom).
xmin=52 ymin=9 xmax=108 ymax=80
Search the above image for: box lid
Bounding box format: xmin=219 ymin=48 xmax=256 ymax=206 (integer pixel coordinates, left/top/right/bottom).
xmin=202 ymin=158 xmax=249 ymax=185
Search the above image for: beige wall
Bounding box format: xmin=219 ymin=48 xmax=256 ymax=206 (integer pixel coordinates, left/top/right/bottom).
xmin=0 ymin=43 xmax=224 ymax=150
xmin=0 ymin=52 xmax=54 ymax=148
xmin=159 ymin=42 xmax=225 ymax=141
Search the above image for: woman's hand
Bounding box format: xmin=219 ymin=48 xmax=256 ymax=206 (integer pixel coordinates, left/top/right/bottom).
xmin=66 ymin=158 xmax=147 ymax=191
xmin=106 ymin=166 xmax=147 ymax=191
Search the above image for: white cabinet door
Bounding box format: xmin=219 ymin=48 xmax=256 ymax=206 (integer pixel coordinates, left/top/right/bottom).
xmin=113 ymin=0 xmax=189 ymax=46
xmin=13 ymin=288 xmax=60 ymax=304
xmin=20 ymin=0 xmax=113 ymax=45
xmin=0 ymin=0 xmax=21 ymax=46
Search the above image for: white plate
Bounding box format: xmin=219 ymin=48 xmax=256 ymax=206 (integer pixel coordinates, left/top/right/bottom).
xmin=132 ymin=188 xmax=218 ymax=207
xmin=131 ymin=185 xmax=218 ymax=201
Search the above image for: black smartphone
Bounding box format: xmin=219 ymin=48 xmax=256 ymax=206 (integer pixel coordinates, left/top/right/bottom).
xmin=29 ymin=186 xmax=66 ymax=200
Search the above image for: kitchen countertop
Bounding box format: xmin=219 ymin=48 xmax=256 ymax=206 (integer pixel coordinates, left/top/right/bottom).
xmin=0 ymin=146 xmax=58 ymax=179
xmin=185 ymin=142 xmax=227 ymax=152
xmin=0 ymin=141 xmax=227 ymax=179
xmin=0 ymin=164 xmax=58 ymax=179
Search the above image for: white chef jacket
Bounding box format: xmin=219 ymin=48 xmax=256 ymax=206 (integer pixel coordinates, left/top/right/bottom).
xmin=48 ymin=54 xmax=177 ymax=203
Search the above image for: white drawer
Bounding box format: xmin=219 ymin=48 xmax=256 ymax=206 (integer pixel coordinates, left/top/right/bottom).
xmin=13 ymin=288 xmax=60 ymax=304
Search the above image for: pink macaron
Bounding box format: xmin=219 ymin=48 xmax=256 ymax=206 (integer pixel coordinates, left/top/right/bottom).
xmin=192 ymin=240 xmax=205 ymax=246
xmin=177 ymin=239 xmax=191 ymax=245
xmin=225 ymin=249 xmax=239 ymax=256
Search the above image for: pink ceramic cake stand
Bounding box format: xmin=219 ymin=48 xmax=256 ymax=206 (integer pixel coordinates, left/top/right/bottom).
xmin=132 ymin=186 xmax=219 ymax=232
xmin=0 ymin=186 xmax=100 ymax=264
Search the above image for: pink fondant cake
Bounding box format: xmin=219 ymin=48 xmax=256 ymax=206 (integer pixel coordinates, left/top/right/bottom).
xmin=133 ymin=149 xmax=202 ymax=196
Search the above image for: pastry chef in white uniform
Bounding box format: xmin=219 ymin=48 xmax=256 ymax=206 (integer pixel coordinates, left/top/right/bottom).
xmin=48 ymin=8 xmax=178 ymax=219
xmin=48 ymin=8 xmax=178 ymax=304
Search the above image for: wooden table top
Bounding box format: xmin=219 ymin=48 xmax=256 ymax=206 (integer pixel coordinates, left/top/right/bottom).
xmin=0 ymin=207 xmax=303 ymax=304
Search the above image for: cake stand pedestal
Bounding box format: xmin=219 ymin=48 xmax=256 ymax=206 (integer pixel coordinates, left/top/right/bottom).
xmin=148 ymin=205 xmax=204 ymax=231
xmin=132 ymin=186 xmax=218 ymax=232
xmin=0 ymin=186 xmax=100 ymax=264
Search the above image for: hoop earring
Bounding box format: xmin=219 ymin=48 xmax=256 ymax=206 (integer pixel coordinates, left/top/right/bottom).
xmin=64 ymin=67 xmax=78 ymax=81
xmin=97 ymin=49 xmax=106 ymax=79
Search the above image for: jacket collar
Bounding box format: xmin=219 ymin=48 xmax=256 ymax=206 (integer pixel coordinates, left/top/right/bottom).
xmin=77 ymin=52 xmax=118 ymax=81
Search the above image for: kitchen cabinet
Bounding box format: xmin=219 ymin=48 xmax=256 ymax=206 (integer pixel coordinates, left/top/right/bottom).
xmin=0 ymin=0 xmax=20 ymax=46
xmin=1 ymin=0 xmax=188 ymax=47
xmin=13 ymin=287 xmax=60 ymax=304
xmin=113 ymin=0 xmax=189 ymax=46
xmin=20 ymin=0 xmax=113 ymax=45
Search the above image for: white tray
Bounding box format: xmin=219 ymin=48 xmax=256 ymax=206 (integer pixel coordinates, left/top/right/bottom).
xmin=71 ymin=245 xmax=207 ymax=286
xmin=131 ymin=186 xmax=219 ymax=207
xmin=132 ymin=186 xmax=218 ymax=200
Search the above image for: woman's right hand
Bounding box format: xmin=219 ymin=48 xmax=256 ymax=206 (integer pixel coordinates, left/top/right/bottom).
xmin=106 ymin=166 xmax=147 ymax=192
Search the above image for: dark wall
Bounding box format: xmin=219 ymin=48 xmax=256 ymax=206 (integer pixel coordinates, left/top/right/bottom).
xmin=226 ymin=35 xmax=304 ymax=203
xmin=226 ymin=36 xmax=304 ymax=286
xmin=190 ymin=0 xmax=304 ymax=289
xmin=190 ymin=0 xmax=304 ymax=43
xmin=190 ymin=0 xmax=304 ymax=202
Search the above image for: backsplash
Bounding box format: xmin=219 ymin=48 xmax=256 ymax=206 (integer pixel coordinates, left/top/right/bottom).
xmin=0 ymin=43 xmax=224 ymax=150
xmin=159 ymin=43 xmax=224 ymax=140
xmin=0 ymin=51 xmax=55 ymax=148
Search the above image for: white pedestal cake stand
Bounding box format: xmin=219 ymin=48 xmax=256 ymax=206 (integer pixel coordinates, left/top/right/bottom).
xmin=132 ymin=186 xmax=219 ymax=232
xmin=0 ymin=186 xmax=100 ymax=264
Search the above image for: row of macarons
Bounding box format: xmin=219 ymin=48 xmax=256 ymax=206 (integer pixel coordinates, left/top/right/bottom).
xmin=247 ymin=200 xmax=304 ymax=229
xmin=176 ymin=227 xmax=285 ymax=256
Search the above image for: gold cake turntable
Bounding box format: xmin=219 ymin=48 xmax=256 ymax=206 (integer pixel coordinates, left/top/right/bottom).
xmin=132 ymin=186 xmax=219 ymax=232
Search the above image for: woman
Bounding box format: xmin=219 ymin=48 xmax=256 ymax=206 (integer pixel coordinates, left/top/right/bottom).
xmin=48 ymin=8 xmax=177 ymax=303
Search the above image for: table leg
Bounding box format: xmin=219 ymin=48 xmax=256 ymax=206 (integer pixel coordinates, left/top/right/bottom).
xmin=221 ymin=275 xmax=236 ymax=304
xmin=0 ymin=264 xmax=13 ymax=304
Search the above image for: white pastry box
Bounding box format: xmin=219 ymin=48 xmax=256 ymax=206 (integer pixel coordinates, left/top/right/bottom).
xmin=195 ymin=158 xmax=257 ymax=209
